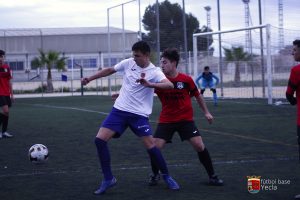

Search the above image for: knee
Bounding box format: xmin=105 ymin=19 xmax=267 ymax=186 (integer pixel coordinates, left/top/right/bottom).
xmin=194 ymin=142 xmax=205 ymax=152
xmin=210 ymin=88 xmax=216 ymax=93
xmin=143 ymin=136 xmax=156 ymax=149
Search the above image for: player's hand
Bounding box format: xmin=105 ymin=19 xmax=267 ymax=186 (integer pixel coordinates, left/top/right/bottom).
xmin=111 ymin=93 xmax=119 ymax=101
xmin=137 ymin=78 xmax=153 ymax=87
xmin=136 ymin=73 xmax=153 ymax=87
xmin=81 ymin=77 xmax=89 ymax=85
xmin=205 ymin=112 xmax=213 ymax=124
xmin=11 ymin=95 xmax=15 ymax=103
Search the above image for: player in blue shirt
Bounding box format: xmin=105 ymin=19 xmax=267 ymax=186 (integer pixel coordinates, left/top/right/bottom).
xmin=195 ymin=66 xmax=219 ymax=106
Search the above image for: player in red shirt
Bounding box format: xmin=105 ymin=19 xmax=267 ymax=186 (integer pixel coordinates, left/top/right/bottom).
xmin=286 ymin=40 xmax=300 ymax=200
xmin=0 ymin=50 xmax=14 ymax=139
xmin=149 ymin=48 xmax=223 ymax=186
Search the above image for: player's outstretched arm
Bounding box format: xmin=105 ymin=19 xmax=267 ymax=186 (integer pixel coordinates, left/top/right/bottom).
xmin=213 ymin=74 xmax=220 ymax=85
xmin=9 ymin=80 xmax=14 ymax=102
xmin=195 ymin=75 xmax=202 ymax=88
xmin=82 ymin=67 xmax=116 ymax=85
xmin=195 ymin=94 xmax=213 ymax=124
xmin=138 ymin=78 xmax=174 ymax=89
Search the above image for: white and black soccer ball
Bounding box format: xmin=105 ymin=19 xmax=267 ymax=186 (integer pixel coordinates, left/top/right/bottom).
xmin=28 ymin=144 xmax=49 ymax=163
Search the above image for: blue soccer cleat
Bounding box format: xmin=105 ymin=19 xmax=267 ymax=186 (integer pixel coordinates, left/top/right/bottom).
xmin=162 ymin=175 xmax=180 ymax=190
xmin=93 ymin=177 xmax=117 ymax=195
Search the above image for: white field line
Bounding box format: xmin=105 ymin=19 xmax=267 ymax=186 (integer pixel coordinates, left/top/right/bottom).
xmin=0 ymin=157 xmax=297 ymax=178
xmin=201 ymin=128 xmax=298 ymax=148
xmin=20 ymin=103 xmax=109 ymax=115
xmin=22 ymin=103 xmax=296 ymax=147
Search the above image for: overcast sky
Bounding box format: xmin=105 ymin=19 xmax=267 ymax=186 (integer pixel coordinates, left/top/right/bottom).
xmin=0 ymin=0 xmax=299 ymax=32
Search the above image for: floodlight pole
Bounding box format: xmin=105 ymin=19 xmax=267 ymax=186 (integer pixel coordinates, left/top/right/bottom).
xmin=182 ymin=0 xmax=188 ymax=74
xmin=107 ymin=8 xmax=112 ymax=96
xmin=156 ymin=0 xmax=160 ymax=66
xmin=217 ymin=0 xmax=224 ymax=97
xmin=258 ymin=0 xmax=265 ymax=98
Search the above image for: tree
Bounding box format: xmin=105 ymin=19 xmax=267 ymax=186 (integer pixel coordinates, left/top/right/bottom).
xmin=142 ymin=0 xmax=213 ymax=52
xmin=223 ymin=46 xmax=252 ymax=86
xmin=31 ymin=49 xmax=67 ymax=92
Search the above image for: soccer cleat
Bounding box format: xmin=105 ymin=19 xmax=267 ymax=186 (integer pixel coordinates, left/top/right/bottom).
xmin=162 ymin=175 xmax=180 ymax=190
xmin=209 ymin=175 xmax=224 ymax=186
xmin=93 ymin=177 xmax=117 ymax=195
xmin=2 ymin=132 xmax=13 ymax=138
xmin=148 ymin=174 xmax=160 ymax=186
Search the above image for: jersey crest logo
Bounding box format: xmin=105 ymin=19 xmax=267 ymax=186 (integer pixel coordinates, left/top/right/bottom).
xmin=176 ymin=82 xmax=184 ymax=89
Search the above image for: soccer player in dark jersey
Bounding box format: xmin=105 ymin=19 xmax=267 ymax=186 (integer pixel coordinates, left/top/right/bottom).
xmin=286 ymin=40 xmax=300 ymax=200
xmin=148 ymin=48 xmax=223 ymax=186
xmin=0 ymin=50 xmax=14 ymax=139
xmin=195 ymin=66 xmax=219 ymax=106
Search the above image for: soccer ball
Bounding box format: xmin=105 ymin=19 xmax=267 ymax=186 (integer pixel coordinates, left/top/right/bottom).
xmin=28 ymin=144 xmax=49 ymax=163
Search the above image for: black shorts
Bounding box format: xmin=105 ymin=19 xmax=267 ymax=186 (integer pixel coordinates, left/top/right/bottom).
xmin=297 ymin=126 xmax=300 ymax=145
xmin=297 ymin=126 xmax=300 ymax=161
xmin=0 ymin=96 xmax=11 ymax=107
xmin=154 ymin=121 xmax=201 ymax=143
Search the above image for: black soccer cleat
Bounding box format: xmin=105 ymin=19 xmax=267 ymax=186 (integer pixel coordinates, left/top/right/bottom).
xmin=209 ymin=175 xmax=224 ymax=186
xmin=148 ymin=174 xmax=160 ymax=186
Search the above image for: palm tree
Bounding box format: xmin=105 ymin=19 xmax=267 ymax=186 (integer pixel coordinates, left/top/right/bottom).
xmin=223 ymin=46 xmax=252 ymax=87
xmin=31 ymin=49 xmax=67 ymax=92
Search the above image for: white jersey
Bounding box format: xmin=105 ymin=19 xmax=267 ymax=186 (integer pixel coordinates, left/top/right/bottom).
xmin=113 ymin=58 xmax=166 ymax=117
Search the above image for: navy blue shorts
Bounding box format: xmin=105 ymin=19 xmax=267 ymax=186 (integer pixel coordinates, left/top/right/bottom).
xmin=101 ymin=107 xmax=152 ymax=138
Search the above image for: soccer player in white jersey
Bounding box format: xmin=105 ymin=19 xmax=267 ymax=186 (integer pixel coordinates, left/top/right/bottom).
xmin=81 ymin=41 xmax=180 ymax=195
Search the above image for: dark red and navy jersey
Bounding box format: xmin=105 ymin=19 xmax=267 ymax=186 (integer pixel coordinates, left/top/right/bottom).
xmin=286 ymin=64 xmax=300 ymax=125
xmin=155 ymin=73 xmax=200 ymax=123
xmin=0 ymin=64 xmax=12 ymax=96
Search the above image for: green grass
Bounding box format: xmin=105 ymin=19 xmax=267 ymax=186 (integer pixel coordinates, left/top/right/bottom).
xmin=0 ymin=96 xmax=299 ymax=200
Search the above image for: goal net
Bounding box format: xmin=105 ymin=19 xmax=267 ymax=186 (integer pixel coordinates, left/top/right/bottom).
xmin=192 ymin=24 xmax=298 ymax=105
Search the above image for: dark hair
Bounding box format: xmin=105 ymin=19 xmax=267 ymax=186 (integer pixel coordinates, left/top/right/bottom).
xmin=204 ymin=66 xmax=210 ymax=70
xmin=0 ymin=50 xmax=5 ymax=56
xmin=132 ymin=41 xmax=151 ymax=55
xmin=161 ymin=48 xmax=180 ymax=67
xmin=293 ymin=40 xmax=300 ymax=48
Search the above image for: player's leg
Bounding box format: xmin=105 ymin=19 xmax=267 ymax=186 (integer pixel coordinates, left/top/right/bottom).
xmin=177 ymin=121 xmax=223 ymax=186
xmin=209 ymin=81 xmax=218 ymax=106
xmin=295 ymin=126 xmax=300 ymax=199
xmin=200 ymin=80 xmax=208 ymax=94
xmin=148 ymin=137 xmax=168 ymax=185
xmin=94 ymin=108 xmax=126 ymax=195
xmin=210 ymin=88 xmax=218 ymax=106
xmin=148 ymin=123 xmax=174 ymax=185
xmin=94 ymin=127 xmax=117 ymax=195
xmin=0 ymin=96 xmax=12 ymax=138
xmin=129 ymin=116 xmax=179 ymax=190
xmin=298 ymin=126 xmax=300 ymax=162
xmin=141 ymin=135 xmax=179 ymax=190
xmin=148 ymin=138 xmax=166 ymax=184
xmin=189 ymin=136 xmax=223 ymax=186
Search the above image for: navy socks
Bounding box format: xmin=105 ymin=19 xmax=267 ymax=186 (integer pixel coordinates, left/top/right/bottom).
xmin=94 ymin=137 xmax=113 ymax=181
